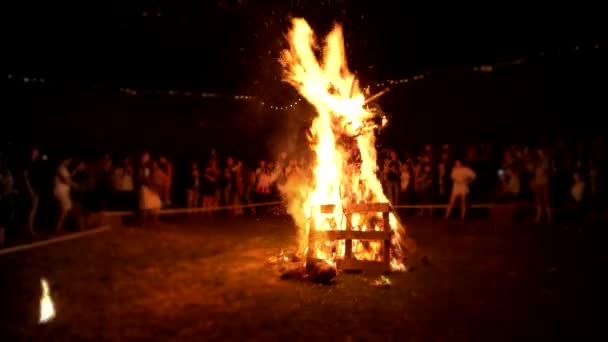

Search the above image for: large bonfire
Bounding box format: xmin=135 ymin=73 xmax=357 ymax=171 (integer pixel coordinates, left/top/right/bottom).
xmin=279 ymin=18 xmax=411 ymax=271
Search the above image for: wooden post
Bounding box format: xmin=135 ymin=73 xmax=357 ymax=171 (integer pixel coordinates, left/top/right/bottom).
xmin=364 ymin=87 xmax=390 ymax=105
xmin=344 ymin=213 xmax=353 ymax=262
xmin=308 ymin=202 xmax=393 ymax=273
xmin=382 ymin=212 xmax=391 ymax=267
xmin=307 ymin=211 xmax=316 ymax=261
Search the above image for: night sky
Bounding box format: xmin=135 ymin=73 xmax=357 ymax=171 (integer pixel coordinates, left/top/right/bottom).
xmin=6 ymin=0 xmax=607 ymax=154
xmin=9 ymin=1 xmax=603 ymax=86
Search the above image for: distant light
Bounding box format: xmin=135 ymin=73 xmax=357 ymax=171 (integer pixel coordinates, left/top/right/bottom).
xmin=8 ymin=74 xmax=13 ymax=79
xmin=24 ymin=77 xmax=30 ymax=83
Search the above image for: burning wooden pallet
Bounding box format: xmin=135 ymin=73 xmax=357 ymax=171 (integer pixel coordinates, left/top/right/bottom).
xmin=307 ymin=202 xmax=393 ymax=273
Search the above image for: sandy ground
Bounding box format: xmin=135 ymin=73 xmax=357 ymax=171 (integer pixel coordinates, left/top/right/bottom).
xmin=0 ymin=215 xmax=602 ymax=341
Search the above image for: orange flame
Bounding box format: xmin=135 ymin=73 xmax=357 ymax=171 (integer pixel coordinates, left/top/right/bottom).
xmin=280 ymin=18 xmax=406 ymax=270
xmin=39 ymin=278 xmax=55 ymax=324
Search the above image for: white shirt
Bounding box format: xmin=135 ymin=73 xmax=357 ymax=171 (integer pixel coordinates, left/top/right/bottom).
xmin=571 ymin=182 xmax=585 ymax=203
xmin=451 ymin=166 xmax=476 ymax=195
xmin=400 ymin=170 xmax=410 ymax=191
xmin=505 ymin=175 xmax=521 ymax=195
xmin=54 ymin=165 xmax=71 ymax=196
xmin=111 ymin=168 xmax=125 ymax=191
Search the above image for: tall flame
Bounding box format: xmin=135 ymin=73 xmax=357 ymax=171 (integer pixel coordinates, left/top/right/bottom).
xmin=39 ymin=278 xmax=55 ymax=324
xmin=280 ymin=18 xmax=406 ymax=270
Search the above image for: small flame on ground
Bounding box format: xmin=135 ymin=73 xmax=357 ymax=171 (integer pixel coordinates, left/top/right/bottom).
xmin=39 ymin=278 xmax=55 ymax=324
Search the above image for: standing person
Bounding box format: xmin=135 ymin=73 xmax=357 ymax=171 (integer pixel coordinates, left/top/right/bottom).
xmin=110 ymin=160 xmax=125 ymax=208
xmin=570 ymin=172 xmax=586 ymax=204
xmin=233 ymin=160 xmax=245 ymax=215
xmin=386 ymin=151 xmax=401 ymax=205
xmin=276 ymin=152 xmax=288 ymax=175
xmin=285 ymin=159 xmax=298 ymax=179
xmin=201 ymin=159 xmax=220 ymax=215
xmin=186 ymin=162 xmax=201 ymax=210
xmin=298 ymin=158 xmax=310 ymax=181
xmin=137 ymin=152 xmax=160 ymax=226
xmin=437 ymin=152 xmax=450 ymax=202
xmin=54 ymin=157 xmax=76 ymax=232
xmin=222 ymin=157 xmax=236 ymax=207
xmin=0 ymin=158 xmax=18 ymax=238
xmin=209 ymin=149 xmax=218 ymax=164
xmin=24 ymin=148 xmax=43 ymax=235
xmin=244 ymin=169 xmax=257 ymax=214
xmin=110 ymin=157 xmax=135 ymax=210
xmin=97 ymin=154 xmax=113 ymax=210
xmin=256 ymin=164 xmax=273 ymax=203
xmin=274 ymin=153 xmax=288 ymax=201
xmin=71 ymin=161 xmax=93 ymax=222
xmin=415 ymin=163 xmax=434 ymax=217
xmin=121 ymin=158 xmax=135 ymax=209
xmin=137 ymin=152 xmax=152 ymax=191
xmin=531 ymin=148 xmax=552 ymax=224
xmin=399 ymin=163 xmax=411 ymax=200
xmin=158 ymin=155 xmax=173 ymax=207
xmin=498 ymin=167 xmax=521 ymax=202
xmin=444 ymin=160 xmax=476 ymax=221
xmin=151 ymin=161 xmax=168 ymax=201
xmin=145 ymin=160 xmax=164 ymax=223
xmin=255 ymin=160 xmax=266 ymax=178
xmin=381 ymin=157 xmax=390 ymax=193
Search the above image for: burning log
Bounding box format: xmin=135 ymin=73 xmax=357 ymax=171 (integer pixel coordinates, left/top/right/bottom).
xmin=280 ymin=264 xmax=307 ymax=280
xmin=306 ymin=258 xmax=337 ymax=284
xmin=364 ymin=87 xmax=390 ymax=105
xmin=278 ymin=259 xmax=337 ymax=284
xmin=275 ymin=249 xmax=336 ymax=284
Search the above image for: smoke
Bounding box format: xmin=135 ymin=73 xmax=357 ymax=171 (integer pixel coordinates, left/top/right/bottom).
xmin=265 ymin=102 xmax=315 ymax=160
xmin=277 ymin=171 xmax=314 ymax=255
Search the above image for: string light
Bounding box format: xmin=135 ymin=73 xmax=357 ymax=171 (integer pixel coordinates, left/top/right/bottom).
xmin=8 ymin=42 xmax=602 ymax=111
xmin=373 ymin=71 xmax=432 ymax=88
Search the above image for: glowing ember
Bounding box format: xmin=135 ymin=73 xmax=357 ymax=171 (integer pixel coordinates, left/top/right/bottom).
xmin=279 ymin=18 xmax=407 ymax=271
xmin=39 ymin=278 xmax=55 ymax=324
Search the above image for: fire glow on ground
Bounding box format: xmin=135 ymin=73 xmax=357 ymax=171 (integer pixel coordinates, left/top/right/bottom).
xmin=0 ymin=216 xmax=598 ymax=341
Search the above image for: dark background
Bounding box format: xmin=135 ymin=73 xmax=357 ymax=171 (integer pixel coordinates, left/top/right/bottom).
xmin=6 ymin=0 xmax=607 ymax=160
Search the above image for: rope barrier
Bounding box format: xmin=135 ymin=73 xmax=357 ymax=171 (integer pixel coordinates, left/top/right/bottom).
xmin=101 ymin=201 xmax=502 ymax=217
xmin=392 ymin=204 xmax=497 ymax=209
xmin=102 ymin=201 xmax=284 ymax=217
xmin=0 ymin=225 xmax=112 ymax=256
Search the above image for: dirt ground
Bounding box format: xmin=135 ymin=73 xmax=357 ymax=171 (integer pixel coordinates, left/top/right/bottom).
xmin=0 ymin=214 xmax=602 ymax=341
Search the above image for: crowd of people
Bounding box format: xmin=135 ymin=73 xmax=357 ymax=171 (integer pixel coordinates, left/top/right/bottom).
xmin=385 ymin=142 xmax=604 ymax=221
xmin=1 ymin=139 xmax=605 ymax=244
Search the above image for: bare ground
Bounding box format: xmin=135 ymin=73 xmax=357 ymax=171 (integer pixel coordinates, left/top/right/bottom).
xmin=0 ymin=215 xmax=602 ymax=341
